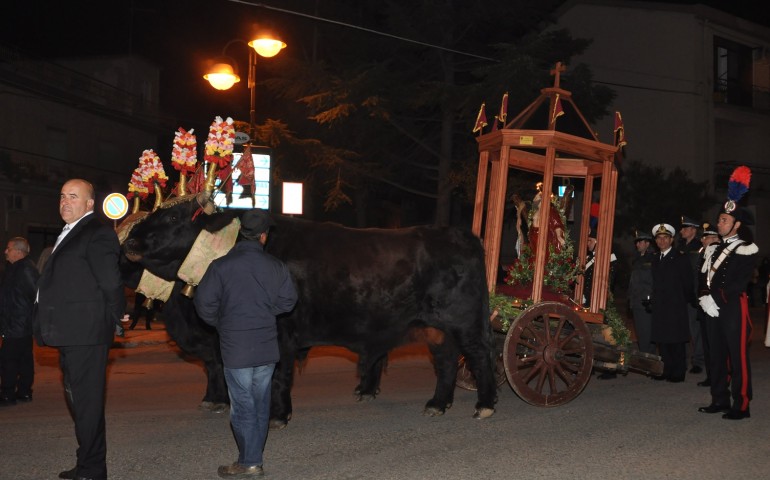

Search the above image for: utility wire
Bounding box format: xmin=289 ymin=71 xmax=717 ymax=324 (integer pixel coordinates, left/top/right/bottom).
xmin=226 ymin=0 xmax=500 ymax=63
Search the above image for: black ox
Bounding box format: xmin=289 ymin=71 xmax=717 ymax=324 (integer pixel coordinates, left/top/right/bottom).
xmin=123 ymin=201 xmax=497 ymax=426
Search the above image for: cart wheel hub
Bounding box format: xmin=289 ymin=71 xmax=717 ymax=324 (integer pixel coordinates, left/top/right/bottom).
xmin=544 ymin=345 xmax=563 ymax=365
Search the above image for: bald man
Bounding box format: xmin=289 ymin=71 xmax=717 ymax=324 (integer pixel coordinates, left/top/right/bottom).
xmin=35 ymin=179 xmax=125 ymax=480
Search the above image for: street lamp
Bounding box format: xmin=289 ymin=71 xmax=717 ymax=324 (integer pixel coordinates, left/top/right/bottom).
xmin=203 ymin=34 xmax=287 ymax=137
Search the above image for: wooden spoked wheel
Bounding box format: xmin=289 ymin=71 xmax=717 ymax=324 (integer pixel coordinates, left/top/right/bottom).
xmin=456 ymin=335 xmax=507 ymax=391
xmin=503 ymin=301 xmax=593 ymax=406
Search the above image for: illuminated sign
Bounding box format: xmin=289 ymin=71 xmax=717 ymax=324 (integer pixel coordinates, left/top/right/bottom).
xmin=212 ymin=149 xmax=272 ymax=210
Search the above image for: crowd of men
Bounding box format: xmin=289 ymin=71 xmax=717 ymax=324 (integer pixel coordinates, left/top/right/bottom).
xmin=623 ymin=206 xmax=759 ymax=421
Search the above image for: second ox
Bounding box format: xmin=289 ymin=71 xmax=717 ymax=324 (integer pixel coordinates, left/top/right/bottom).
xmin=123 ymin=199 xmax=497 ymax=427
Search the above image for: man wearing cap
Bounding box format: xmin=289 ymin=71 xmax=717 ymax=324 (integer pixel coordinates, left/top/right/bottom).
xmin=694 ymin=223 xmax=720 ymax=388
xmin=678 ymin=216 xmax=705 ymax=375
xmin=195 ymin=209 xmax=298 ymax=477
xmin=583 ymin=228 xmax=617 ymax=379
xmin=697 ymin=206 xmax=758 ymax=420
xmin=628 ymin=230 xmax=655 ymax=355
xmin=650 ymin=223 xmax=694 ymax=382
xmin=582 ymin=228 xmax=617 ymax=309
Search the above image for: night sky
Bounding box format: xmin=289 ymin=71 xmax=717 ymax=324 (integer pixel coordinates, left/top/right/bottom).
xmin=2 ymin=0 xmax=768 ymax=129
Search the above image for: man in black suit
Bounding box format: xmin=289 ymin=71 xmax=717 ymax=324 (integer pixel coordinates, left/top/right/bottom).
xmin=35 ymin=179 xmax=125 ymax=480
xmin=650 ymin=223 xmax=694 ymax=383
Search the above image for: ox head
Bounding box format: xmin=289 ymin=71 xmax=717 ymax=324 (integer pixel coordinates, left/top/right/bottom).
xmin=123 ymin=194 xmax=238 ymax=281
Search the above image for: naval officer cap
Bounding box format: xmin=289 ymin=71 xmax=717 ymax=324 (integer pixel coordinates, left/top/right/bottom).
xmin=652 ymin=223 xmax=675 ymax=237
xmin=680 ymin=216 xmax=699 ymax=228
xmin=634 ymin=229 xmax=653 ymax=242
xmin=701 ymin=222 xmax=718 ymax=237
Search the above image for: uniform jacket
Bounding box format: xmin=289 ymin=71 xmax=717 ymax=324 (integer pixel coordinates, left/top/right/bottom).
xmin=35 ymin=214 xmax=125 ymax=346
xmin=699 ymin=237 xmax=758 ymax=317
xmin=0 ymin=256 xmax=39 ymax=338
xmin=628 ymin=250 xmax=654 ymax=305
xmin=678 ymin=237 xmax=701 ymax=296
xmin=651 ymin=248 xmax=694 ymax=343
xmin=583 ymin=249 xmax=617 ymax=307
xmin=194 ymin=240 xmax=298 ymax=369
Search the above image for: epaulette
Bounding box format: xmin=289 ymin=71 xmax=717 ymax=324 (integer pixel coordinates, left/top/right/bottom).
xmin=736 ymin=243 xmax=758 ymax=255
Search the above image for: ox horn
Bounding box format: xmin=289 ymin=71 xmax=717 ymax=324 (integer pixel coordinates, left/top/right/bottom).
xmin=131 ymin=196 xmax=141 ymax=214
xmin=178 ymin=173 xmax=188 ymax=196
xmin=152 ymin=182 xmax=164 ymax=212
xmin=204 ymin=161 xmax=218 ymax=196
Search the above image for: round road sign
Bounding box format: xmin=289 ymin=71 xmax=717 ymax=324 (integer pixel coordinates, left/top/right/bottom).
xmin=103 ymin=193 xmax=129 ymax=220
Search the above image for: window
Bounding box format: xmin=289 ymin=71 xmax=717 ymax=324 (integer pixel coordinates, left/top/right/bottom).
xmin=46 ymin=127 xmax=68 ymax=160
xmin=713 ymin=36 xmax=754 ymax=107
xmin=6 ymin=194 xmax=24 ymax=211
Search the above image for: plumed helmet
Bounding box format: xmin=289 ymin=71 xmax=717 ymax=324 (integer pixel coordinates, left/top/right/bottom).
xmin=722 ymin=166 xmax=753 ymax=225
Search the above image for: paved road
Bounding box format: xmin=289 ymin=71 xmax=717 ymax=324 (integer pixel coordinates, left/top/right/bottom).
xmin=2 ymin=309 xmax=769 ymax=480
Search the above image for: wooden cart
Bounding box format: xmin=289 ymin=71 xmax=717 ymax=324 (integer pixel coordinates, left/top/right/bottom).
xmin=458 ymin=63 xmax=662 ymax=406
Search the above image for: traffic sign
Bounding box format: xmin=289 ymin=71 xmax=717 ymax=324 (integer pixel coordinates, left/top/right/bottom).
xmin=103 ymin=193 xmax=129 ymax=220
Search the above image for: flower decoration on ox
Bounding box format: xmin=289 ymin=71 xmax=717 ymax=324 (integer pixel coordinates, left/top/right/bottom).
xmin=204 ymin=116 xmax=236 ymax=168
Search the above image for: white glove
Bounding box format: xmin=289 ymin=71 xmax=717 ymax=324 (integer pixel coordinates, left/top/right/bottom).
xmin=699 ymin=294 xmax=720 ymax=318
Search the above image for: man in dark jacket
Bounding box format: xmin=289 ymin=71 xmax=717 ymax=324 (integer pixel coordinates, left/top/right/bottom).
xmin=195 ymin=209 xmax=298 ymax=478
xmin=628 ymin=230 xmax=655 ymax=355
xmin=697 ymin=205 xmax=758 ymax=420
xmin=36 ymin=179 xmax=125 ymax=480
xmin=0 ymin=237 xmax=39 ymax=405
xmin=650 ymin=223 xmax=694 ymax=382
xmin=678 ymin=215 xmax=705 ymax=375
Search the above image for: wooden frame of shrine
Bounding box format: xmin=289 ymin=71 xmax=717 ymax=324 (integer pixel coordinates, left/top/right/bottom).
xmin=472 ymin=63 xmax=621 ymax=314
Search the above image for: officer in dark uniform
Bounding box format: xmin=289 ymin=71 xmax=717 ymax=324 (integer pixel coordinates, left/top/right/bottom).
xmin=628 ymin=229 xmax=655 ymax=355
xmin=650 ymin=223 xmax=694 ymax=382
xmin=678 ymin=215 xmax=704 ymax=375
xmin=697 ymin=202 xmax=758 ymax=420
xmin=582 ymin=228 xmax=616 ymax=309
xmin=695 ymin=223 xmax=720 ymax=388
xmin=583 ymin=228 xmax=617 ymax=380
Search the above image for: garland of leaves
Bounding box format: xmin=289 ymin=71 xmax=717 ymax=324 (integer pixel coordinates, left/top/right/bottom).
xmin=488 ymin=291 xmax=527 ymax=332
xmin=600 ymin=293 xmax=631 ymax=351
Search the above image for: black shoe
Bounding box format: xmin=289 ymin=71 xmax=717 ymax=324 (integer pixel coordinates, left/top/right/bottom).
xmin=59 ymin=467 xmax=77 ymax=479
xmin=597 ymin=372 xmax=617 ymax=380
xmin=0 ymin=396 xmax=17 ymax=406
xmin=689 ymin=365 xmax=703 ymax=374
xmin=16 ymin=394 xmax=32 ymax=402
xmin=652 ymin=375 xmax=668 ymax=381
xmin=722 ymin=409 xmax=750 ymax=420
xmin=666 ymin=376 xmax=685 ymax=383
xmin=698 ymin=404 xmax=730 ymax=414
xmin=697 ymin=379 xmax=711 ymax=387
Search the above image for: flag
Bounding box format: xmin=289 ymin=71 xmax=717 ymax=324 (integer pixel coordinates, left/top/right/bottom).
xmin=473 ymin=103 xmax=488 ymax=134
xmin=551 ymin=94 xmax=564 ymax=125
xmin=498 ymin=92 xmax=508 ymax=125
xmin=491 ymin=118 xmax=498 ymax=132
xmin=614 ymin=111 xmax=627 ymax=148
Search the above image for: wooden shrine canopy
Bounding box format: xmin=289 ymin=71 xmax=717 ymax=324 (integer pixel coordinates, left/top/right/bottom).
xmin=472 ymin=62 xmax=621 ymax=314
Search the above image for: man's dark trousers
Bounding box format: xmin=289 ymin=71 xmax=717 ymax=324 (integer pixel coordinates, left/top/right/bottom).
xmin=59 ymin=344 xmax=110 ymax=480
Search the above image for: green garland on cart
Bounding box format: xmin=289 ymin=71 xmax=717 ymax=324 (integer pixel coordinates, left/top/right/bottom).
xmin=600 ymin=293 xmax=631 ymax=351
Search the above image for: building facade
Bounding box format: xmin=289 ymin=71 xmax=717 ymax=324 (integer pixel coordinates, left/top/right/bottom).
xmin=555 ymin=0 xmax=770 ymax=253
xmin=0 ymin=45 xmax=163 ymax=263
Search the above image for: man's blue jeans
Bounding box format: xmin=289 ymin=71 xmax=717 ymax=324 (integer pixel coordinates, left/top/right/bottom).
xmin=224 ymin=363 xmax=275 ymax=467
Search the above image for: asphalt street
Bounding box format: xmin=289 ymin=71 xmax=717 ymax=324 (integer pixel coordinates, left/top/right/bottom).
xmin=1 ymin=306 xmax=769 ymax=480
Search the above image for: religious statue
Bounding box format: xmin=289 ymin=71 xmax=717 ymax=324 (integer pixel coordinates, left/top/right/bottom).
xmin=528 ymin=182 xmax=566 ymax=261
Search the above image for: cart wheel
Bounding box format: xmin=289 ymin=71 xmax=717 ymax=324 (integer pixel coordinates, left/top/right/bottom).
xmin=503 ymin=301 xmax=593 ymax=406
xmin=457 ymin=331 xmax=507 ymax=391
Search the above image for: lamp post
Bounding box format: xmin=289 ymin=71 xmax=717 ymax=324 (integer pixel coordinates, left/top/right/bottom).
xmin=203 ymin=35 xmax=286 ymax=139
